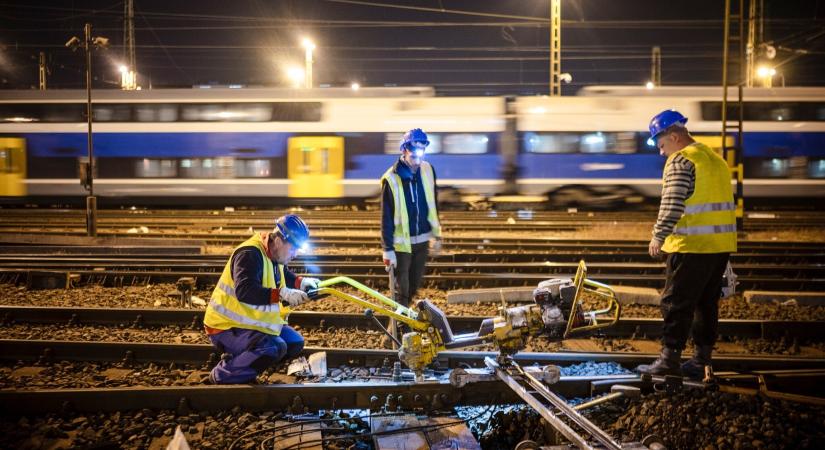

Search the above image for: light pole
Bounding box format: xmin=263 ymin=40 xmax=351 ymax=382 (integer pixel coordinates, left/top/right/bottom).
xmin=66 ymin=23 xmax=108 ymax=237
xmin=302 ymin=38 xmax=315 ymax=89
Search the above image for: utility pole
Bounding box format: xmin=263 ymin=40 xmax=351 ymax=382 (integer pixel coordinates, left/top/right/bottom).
xmin=651 ymin=46 xmax=662 ymax=87
xmin=745 ymin=0 xmax=758 ymax=87
xmin=38 ymin=52 xmax=47 ymax=90
xmin=66 ymin=23 xmax=108 ymax=237
xmin=722 ymin=0 xmax=746 ymax=231
xmin=301 ymin=38 xmax=315 ymax=89
xmin=122 ymin=0 xmax=137 ymax=90
xmin=549 ymin=0 xmax=561 ymax=96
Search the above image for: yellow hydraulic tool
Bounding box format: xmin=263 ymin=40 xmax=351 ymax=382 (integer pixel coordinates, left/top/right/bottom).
xmin=308 ymin=260 xmax=621 ymax=380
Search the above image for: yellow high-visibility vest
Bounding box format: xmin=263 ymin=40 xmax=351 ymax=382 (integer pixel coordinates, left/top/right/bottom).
xmin=381 ymin=161 xmax=441 ymax=253
xmin=204 ymin=233 xmax=289 ymax=335
xmin=662 ymin=142 xmax=737 ymax=254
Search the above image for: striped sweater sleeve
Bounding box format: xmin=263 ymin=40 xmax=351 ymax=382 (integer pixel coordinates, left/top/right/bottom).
xmin=652 ymin=154 xmax=695 ymax=243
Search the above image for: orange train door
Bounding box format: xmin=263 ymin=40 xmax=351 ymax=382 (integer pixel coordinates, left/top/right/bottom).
xmin=287 ymin=136 xmax=344 ymax=198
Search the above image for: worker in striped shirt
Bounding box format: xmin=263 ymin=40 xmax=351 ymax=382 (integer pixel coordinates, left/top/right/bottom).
xmin=637 ymin=110 xmax=737 ymax=378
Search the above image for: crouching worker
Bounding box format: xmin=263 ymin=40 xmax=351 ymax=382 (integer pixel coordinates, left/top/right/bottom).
xmin=204 ymin=214 xmax=320 ymax=384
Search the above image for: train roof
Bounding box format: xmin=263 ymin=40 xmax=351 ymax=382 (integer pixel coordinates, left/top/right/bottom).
xmin=0 ymin=86 xmax=435 ymax=102
xmin=577 ymin=85 xmax=825 ymax=99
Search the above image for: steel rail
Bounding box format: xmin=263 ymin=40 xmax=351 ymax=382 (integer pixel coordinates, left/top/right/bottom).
xmin=1 ymin=250 xmax=822 ymax=265
xmin=3 ymin=231 xmax=823 ymax=251
xmin=2 ymin=306 xmax=823 ymax=341
xmin=0 ymin=374 xmax=644 ymax=415
xmin=3 ymin=267 xmax=821 ymax=291
xmin=2 ymin=340 xmax=824 ymax=372
xmin=1 ymin=257 xmax=821 ymax=276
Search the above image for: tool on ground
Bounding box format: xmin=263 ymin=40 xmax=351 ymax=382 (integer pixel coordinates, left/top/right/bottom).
xmin=308 ymin=260 xmax=620 ymax=381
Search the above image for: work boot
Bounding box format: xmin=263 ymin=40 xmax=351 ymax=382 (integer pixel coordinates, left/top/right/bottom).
xmin=635 ymin=347 xmax=682 ymax=376
xmin=681 ymin=345 xmax=713 ymax=379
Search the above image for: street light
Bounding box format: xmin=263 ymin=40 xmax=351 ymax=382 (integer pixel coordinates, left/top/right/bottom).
xmin=301 ymin=38 xmax=315 ymax=89
xmin=351 ymin=82 xmax=360 ymax=91
xmin=118 ymin=63 xmax=137 ymax=90
xmin=286 ymin=65 xmax=304 ymax=89
xmin=756 ymin=65 xmax=776 ymax=88
xmin=66 ymin=23 xmax=108 ymax=237
xmin=645 ymin=81 xmax=655 ymax=90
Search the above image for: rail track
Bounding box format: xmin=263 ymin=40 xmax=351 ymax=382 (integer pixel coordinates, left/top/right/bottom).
xmin=1 ymin=208 xmax=823 ymax=231
xmin=2 ymin=338 xmax=824 ymax=413
xmin=2 ymin=306 xmax=823 ymax=342
xmin=2 ymin=259 xmax=821 ymax=291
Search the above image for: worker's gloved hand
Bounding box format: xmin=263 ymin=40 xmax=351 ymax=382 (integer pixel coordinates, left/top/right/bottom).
xmin=279 ymin=286 xmax=309 ymax=307
xmin=300 ymin=277 xmax=321 ymax=292
xmin=431 ymin=237 xmax=443 ymax=255
xmin=383 ymin=250 xmax=397 ymax=270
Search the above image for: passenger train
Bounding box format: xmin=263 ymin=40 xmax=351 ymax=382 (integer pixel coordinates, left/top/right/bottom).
xmin=1 ymin=85 xmax=823 ymax=207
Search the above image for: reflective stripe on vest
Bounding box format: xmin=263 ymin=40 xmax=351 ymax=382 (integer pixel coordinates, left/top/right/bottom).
xmin=381 ymin=161 xmax=441 ymax=253
xmin=684 ymin=201 xmax=735 ymax=214
xmin=203 ymin=233 xmax=288 ymax=335
xmin=673 ymin=223 xmax=737 ymax=236
xmin=662 ymin=142 xmax=737 ymax=254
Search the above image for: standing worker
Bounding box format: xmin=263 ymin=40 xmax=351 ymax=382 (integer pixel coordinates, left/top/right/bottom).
xmin=204 ymin=214 xmax=321 ymax=384
xmin=636 ymin=110 xmax=737 ymax=378
xmin=381 ymin=128 xmax=443 ymax=311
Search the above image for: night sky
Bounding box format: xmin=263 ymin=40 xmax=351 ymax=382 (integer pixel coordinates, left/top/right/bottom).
xmin=1 ymin=0 xmax=824 ymax=95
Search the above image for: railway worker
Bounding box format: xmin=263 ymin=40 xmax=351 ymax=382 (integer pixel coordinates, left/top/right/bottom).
xmin=381 ymin=128 xmax=443 ymax=309
xmin=203 ymin=214 xmax=321 ymax=384
xmin=637 ymin=110 xmax=737 ymax=378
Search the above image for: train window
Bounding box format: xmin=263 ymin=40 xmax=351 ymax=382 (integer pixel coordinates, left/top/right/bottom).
xmin=700 ymin=101 xmax=825 ymax=121
xmin=135 ymin=104 xmax=178 ymax=122
xmin=0 ymin=150 xmax=11 ymax=173
xmin=92 ymin=104 xmax=132 ymax=122
xmin=179 ymin=102 xmax=321 ymax=122
xmin=524 ymin=132 xmax=578 ymax=153
xmin=235 ymin=159 xmax=271 ymax=177
xmin=754 ymin=158 xmax=790 ymax=178
xmin=136 ymin=159 xmax=177 ymax=177
xmin=383 ymin=133 xmax=442 ymax=154
xmin=0 ymin=103 xmax=85 ymax=122
xmin=810 ymin=159 xmax=825 ymax=179
xmin=179 ymin=159 xmax=215 ymax=178
xmin=580 ymin=133 xmax=610 ymax=153
xmin=442 ymin=134 xmax=489 ymax=154
xmin=525 ymin=132 xmax=643 ymax=154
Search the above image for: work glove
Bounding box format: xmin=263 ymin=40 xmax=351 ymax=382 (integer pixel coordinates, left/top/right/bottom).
xmin=431 ymin=237 xmax=443 ymax=255
xmin=383 ymin=250 xmax=397 ymax=270
xmin=279 ymin=286 xmax=309 ymax=307
xmin=300 ymin=277 xmax=321 ymax=292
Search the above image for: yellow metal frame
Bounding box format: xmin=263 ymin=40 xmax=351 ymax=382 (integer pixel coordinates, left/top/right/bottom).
xmin=564 ymin=260 xmax=622 ymax=338
xmin=314 ymin=276 xmax=428 ymax=331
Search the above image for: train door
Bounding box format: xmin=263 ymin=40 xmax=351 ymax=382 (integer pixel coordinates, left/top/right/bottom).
xmin=0 ymin=138 xmax=26 ymax=196
xmin=287 ymin=136 xmax=344 ymax=198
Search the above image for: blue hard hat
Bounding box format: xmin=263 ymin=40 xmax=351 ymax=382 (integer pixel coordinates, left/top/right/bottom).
xmin=275 ymin=214 xmax=310 ymax=248
xmin=649 ymin=110 xmax=688 ymax=139
xmin=399 ymin=128 xmax=430 ymax=152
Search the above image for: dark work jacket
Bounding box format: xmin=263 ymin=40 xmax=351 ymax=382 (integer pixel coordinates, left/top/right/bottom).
xmin=381 ymin=158 xmax=439 ymax=252
xmin=231 ymin=248 xmax=299 ymax=306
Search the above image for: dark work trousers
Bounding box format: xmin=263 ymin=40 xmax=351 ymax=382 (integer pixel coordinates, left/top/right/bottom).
xmin=660 ymin=252 xmax=730 ymax=350
xmin=394 ymin=241 xmax=430 ymax=307
xmin=208 ymin=326 xmax=304 ymax=384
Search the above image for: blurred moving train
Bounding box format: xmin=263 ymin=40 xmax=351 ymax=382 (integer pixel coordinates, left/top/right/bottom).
xmin=1 ymin=85 xmax=824 ymax=207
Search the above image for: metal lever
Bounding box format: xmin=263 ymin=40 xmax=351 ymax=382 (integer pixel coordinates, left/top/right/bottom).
xmin=365 ymin=308 xmax=402 ymax=347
